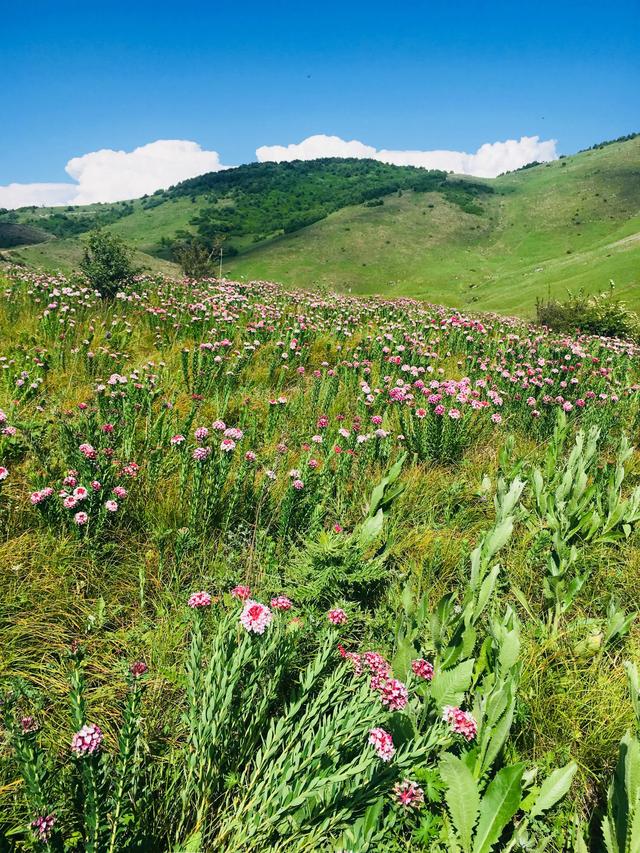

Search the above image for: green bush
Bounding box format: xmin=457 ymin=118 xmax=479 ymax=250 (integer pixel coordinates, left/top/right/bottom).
xmin=536 ymin=285 xmax=640 ymax=341
xmin=80 ymin=229 xmax=139 ymax=298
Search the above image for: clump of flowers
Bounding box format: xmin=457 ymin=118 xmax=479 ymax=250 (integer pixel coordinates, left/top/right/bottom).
xmin=20 ymin=715 xmax=39 ymax=734
xmin=240 ymin=600 xmax=273 ymax=634
xmin=270 ymin=595 xmax=292 ymax=611
xmin=231 ymin=584 xmax=251 ymax=600
xmin=71 ymin=723 xmax=103 ymax=756
xmin=393 ymin=779 xmax=424 ymax=809
xmin=31 ymin=814 xmax=56 ymax=842
xmin=130 ymin=661 xmax=148 ymax=678
xmin=411 ymin=658 xmax=434 ymax=680
xmin=443 ymin=705 xmax=478 ymax=741
xmin=368 ymin=727 xmax=395 ymax=762
xmin=327 ymin=607 xmax=348 ymax=625
xmin=188 ymin=591 xmax=212 ymax=608
xmin=374 ymin=677 xmax=409 ymax=711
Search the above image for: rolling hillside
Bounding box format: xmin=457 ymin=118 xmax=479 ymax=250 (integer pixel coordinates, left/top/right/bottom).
xmin=2 ymin=135 xmax=639 ymax=316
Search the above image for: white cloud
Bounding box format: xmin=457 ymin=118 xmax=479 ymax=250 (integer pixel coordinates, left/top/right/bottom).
xmin=0 ymin=140 xmax=226 ymax=209
xmin=256 ymin=133 xmax=558 ymax=178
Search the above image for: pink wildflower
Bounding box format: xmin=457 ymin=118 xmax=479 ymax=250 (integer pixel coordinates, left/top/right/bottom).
xmin=188 ymin=591 xmax=212 ymax=608
xmin=21 ymin=716 xmax=39 ymax=734
xmin=270 ymin=595 xmax=292 ymax=611
xmin=240 ymin=600 xmax=273 ymax=634
xmin=363 ymin=651 xmax=391 ymax=677
xmin=74 ymin=511 xmax=88 ymax=525
xmin=327 ymin=608 xmax=348 ymax=625
xmin=71 ymin=723 xmax=103 ymax=755
xmin=368 ymin=727 xmax=395 ymax=762
xmin=31 ymin=814 xmax=56 ymax=841
xmin=375 ymin=677 xmax=409 ymax=711
xmin=393 ymin=779 xmax=425 ymax=809
xmin=129 ymin=661 xmax=148 ymax=678
xmin=231 ymin=585 xmax=251 ymax=600
xmin=220 ymin=438 xmax=236 ymax=452
xmin=411 ymin=659 xmax=434 ymax=680
xmin=443 ymin=706 xmax=477 ymax=741
xmin=104 ymin=500 xmax=118 ymax=512
xmin=0 ymin=466 xmax=8 ymax=481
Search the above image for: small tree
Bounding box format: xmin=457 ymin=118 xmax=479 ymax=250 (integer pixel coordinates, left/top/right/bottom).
xmin=173 ymin=239 xmax=219 ymax=278
xmin=80 ymin=229 xmax=138 ymax=298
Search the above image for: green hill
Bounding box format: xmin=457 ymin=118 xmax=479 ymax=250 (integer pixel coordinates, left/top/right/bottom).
xmin=3 ymin=134 xmax=639 ymax=316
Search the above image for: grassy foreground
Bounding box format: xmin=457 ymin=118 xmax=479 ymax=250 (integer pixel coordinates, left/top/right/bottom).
xmin=1 ymin=270 xmax=640 ymax=850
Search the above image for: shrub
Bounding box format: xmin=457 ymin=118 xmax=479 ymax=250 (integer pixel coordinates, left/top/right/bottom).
xmin=536 ymin=285 xmax=640 ymax=342
xmin=80 ymin=229 xmax=139 ymax=298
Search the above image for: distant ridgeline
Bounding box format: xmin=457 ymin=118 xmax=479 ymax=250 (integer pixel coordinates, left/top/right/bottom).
xmin=0 ymin=158 xmax=493 ymax=253
xmin=162 ymin=159 xmax=492 ymax=251
xmin=579 ymin=130 xmax=639 ymax=152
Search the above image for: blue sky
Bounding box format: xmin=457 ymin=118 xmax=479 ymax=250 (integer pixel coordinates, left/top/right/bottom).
xmin=2 ymin=0 xmax=638 ymax=204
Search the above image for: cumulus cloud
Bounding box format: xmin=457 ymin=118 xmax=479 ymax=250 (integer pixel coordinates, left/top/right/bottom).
xmin=256 ymin=133 xmax=558 ymax=178
xmin=0 ymin=140 xmax=226 ymax=209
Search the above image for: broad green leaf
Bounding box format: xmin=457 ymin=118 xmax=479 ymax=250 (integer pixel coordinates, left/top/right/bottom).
xmin=474 ymin=565 xmax=500 ymax=620
xmin=440 ymin=753 xmax=480 ymax=853
xmin=472 ymin=763 xmax=524 ymax=853
xmin=527 ymin=761 xmax=577 ymax=820
xmin=359 ymin=509 xmax=384 ymax=546
xmin=391 ymin=637 xmax=414 ymax=681
xmin=431 ymin=658 xmax=475 ymax=708
xmin=485 ymin=518 xmax=513 ymax=561
xmin=180 ymin=830 xmax=202 ymax=852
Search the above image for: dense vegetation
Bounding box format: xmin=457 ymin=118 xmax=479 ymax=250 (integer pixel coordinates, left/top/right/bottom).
xmin=1 ymin=267 xmax=640 ymax=850
xmin=162 ymin=158 xmax=492 ymax=253
xmin=0 ymin=160 xmax=492 ymax=258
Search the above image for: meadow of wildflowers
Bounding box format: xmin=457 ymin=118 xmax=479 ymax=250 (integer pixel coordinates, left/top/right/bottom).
xmin=1 ymin=268 xmax=640 ymax=850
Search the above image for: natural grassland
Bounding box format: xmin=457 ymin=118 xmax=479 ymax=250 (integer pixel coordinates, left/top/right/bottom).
xmin=4 ymin=136 xmax=638 ymax=318
xmin=227 ymin=139 xmax=640 ymax=313
xmin=1 ymin=268 xmax=640 ymax=851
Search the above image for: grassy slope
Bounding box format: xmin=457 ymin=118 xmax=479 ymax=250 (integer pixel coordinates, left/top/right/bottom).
xmin=227 ymin=138 xmax=640 ymax=315
xmin=5 ymin=137 xmax=639 ymax=316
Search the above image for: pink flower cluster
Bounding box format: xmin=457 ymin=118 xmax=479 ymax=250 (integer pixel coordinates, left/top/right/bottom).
xmin=231 ymin=584 xmax=251 ymax=600
xmin=373 ymin=676 xmax=409 ymax=711
xmin=443 ymin=705 xmax=478 ymax=741
xmin=31 ymin=814 xmax=56 ymax=841
xmin=240 ymin=600 xmax=273 ymax=634
xmin=411 ymin=658 xmax=434 ymax=680
xmin=271 ymin=595 xmax=292 ymax=611
xmin=71 ymin=723 xmax=103 ymax=756
xmin=368 ymin=727 xmax=395 ymax=761
xmin=327 ymin=607 xmax=348 ymax=625
xmin=188 ymin=590 xmax=212 ymax=608
xmin=393 ymin=779 xmax=425 ymax=809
